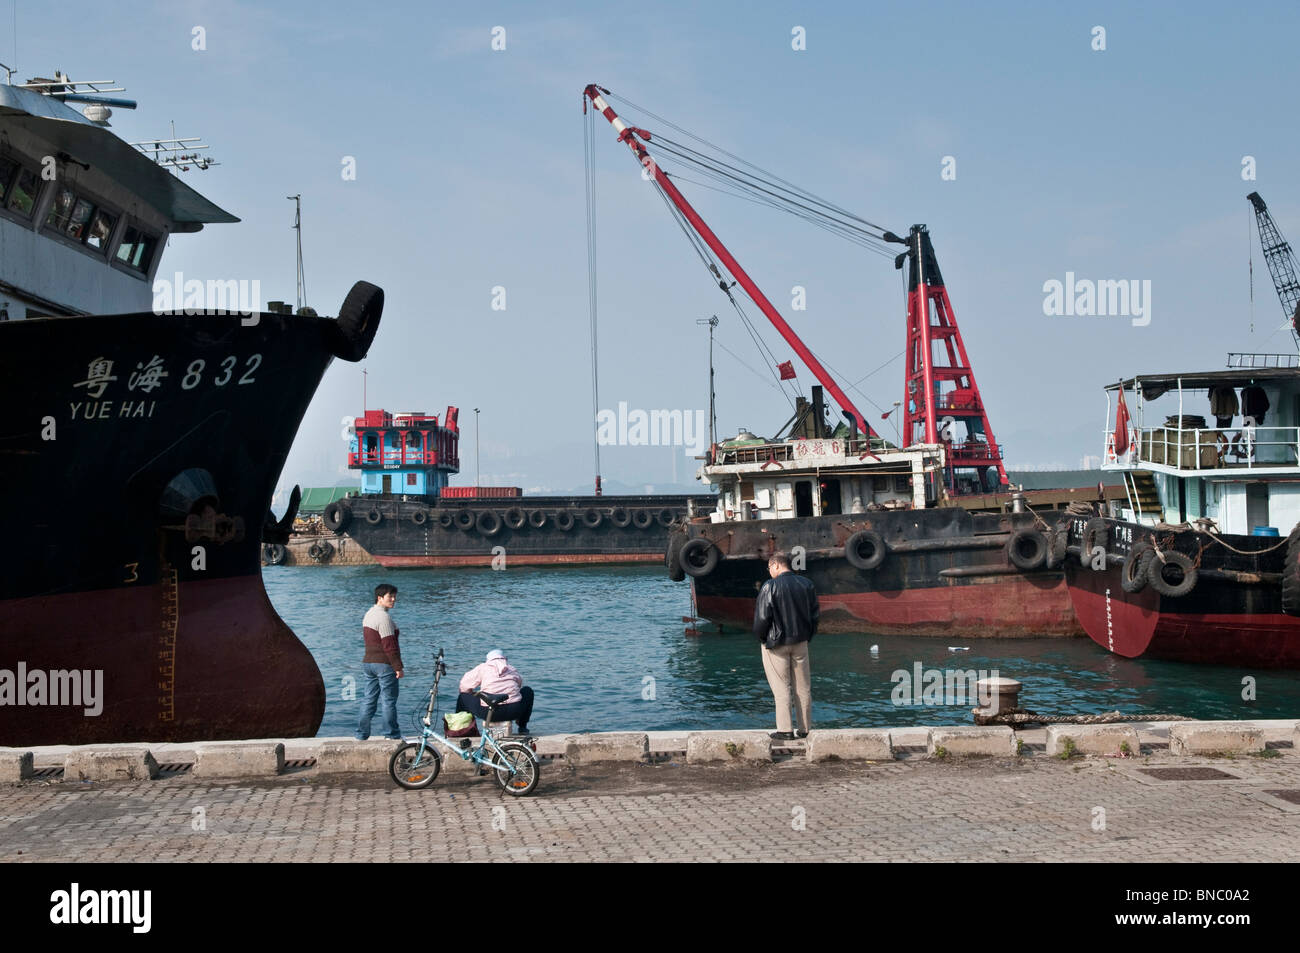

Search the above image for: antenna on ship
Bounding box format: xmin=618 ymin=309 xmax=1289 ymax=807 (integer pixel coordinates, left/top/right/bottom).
xmin=19 ymin=70 xmax=136 ymax=124
xmin=131 ymin=121 xmax=217 ymax=173
xmin=697 ymin=315 xmax=719 ymax=451
xmin=288 ymin=194 xmax=307 ymax=312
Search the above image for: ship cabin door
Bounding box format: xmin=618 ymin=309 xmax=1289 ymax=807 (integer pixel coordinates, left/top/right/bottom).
xmin=820 ymin=478 xmax=843 ymax=516
xmin=1246 ymin=483 xmax=1269 ymax=532
xmin=794 ymin=480 xmax=814 ymax=517
xmin=382 ymin=474 xmax=393 ymax=494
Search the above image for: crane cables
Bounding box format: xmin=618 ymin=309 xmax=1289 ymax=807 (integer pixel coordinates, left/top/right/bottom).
xmin=583 ymin=105 xmax=602 ymax=486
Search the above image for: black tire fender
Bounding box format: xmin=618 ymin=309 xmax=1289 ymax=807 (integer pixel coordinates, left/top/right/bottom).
xmin=610 ymin=507 xmax=631 ymax=528
xmin=263 ymin=543 xmax=286 ymax=566
xmin=455 ymin=509 xmax=475 ymax=531
xmin=1044 ymin=523 xmax=1069 ymax=569
xmin=679 ymin=537 xmax=719 ymax=578
xmin=554 ymin=511 xmax=575 ymax=532
xmin=633 ymin=509 xmax=655 ymax=529
xmin=1146 ymin=550 xmax=1198 ymax=598
xmin=1006 ymin=528 xmax=1048 ymax=571
xmin=665 ymin=531 xmax=687 ymax=582
xmin=504 ymin=507 xmax=526 ymax=530
xmin=657 ymin=508 xmax=676 ymax=527
xmin=437 ymin=510 xmax=455 ymax=528
xmin=329 ymin=280 xmax=384 ymax=362
xmin=527 ymin=509 xmax=547 ymax=529
xmin=323 ymin=500 xmax=351 ymax=534
xmin=844 ymin=530 xmax=887 ymax=571
xmin=1080 ymin=518 xmax=1109 ymax=564
xmin=476 ymin=509 xmax=502 ymax=537
xmin=1121 ymin=542 xmax=1154 ymax=594
xmin=582 ymin=508 xmax=603 ymax=529
xmin=365 ymin=507 xmax=382 ymax=525
xmin=411 ymin=509 xmax=428 ymax=526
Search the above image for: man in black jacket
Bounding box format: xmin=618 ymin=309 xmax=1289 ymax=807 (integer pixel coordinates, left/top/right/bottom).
xmin=753 ymin=552 xmax=818 ymax=741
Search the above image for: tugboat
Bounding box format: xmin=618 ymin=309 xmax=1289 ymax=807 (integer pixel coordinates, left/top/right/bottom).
xmin=584 ymin=85 xmax=1118 ymax=635
xmin=0 ymin=70 xmax=382 ymax=743
xmin=327 ymin=407 xmax=713 ymax=567
xmin=1061 ymin=357 xmax=1300 ymax=666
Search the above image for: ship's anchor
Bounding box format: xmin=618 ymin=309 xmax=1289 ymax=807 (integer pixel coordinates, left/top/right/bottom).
xmin=262 ymin=485 xmax=302 ymax=545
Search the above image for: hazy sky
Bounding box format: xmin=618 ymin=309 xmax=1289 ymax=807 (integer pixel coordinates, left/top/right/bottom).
xmin=12 ymin=1 xmax=1300 ymax=494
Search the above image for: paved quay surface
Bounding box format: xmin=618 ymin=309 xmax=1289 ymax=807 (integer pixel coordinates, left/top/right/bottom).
xmin=4 ymin=745 xmax=1300 ymax=862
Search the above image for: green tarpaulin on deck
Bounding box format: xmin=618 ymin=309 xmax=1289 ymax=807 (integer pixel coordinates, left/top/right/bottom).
xmin=297 ymin=486 xmax=355 ymax=513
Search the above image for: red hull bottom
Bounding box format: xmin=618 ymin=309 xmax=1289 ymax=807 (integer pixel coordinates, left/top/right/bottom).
xmin=696 ymin=574 xmax=1081 ymax=637
xmin=374 ymin=552 xmax=663 ymax=568
xmin=1 ymin=576 xmax=325 ymax=745
xmin=1067 ymin=573 xmax=1300 ymax=667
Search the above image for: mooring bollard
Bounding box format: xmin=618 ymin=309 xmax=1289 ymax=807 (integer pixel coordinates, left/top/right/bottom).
xmin=974 ymin=676 xmax=1022 ymax=723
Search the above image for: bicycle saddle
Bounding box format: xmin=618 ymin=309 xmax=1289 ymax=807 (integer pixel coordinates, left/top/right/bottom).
xmin=476 ymin=691 xmax=509 ymax=705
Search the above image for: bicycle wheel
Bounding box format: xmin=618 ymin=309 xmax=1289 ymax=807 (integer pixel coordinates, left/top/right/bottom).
xmin=491 ymin=741 xmax=539 ymax=797
xmin=389 ymin=742 xmax=441 ymax=790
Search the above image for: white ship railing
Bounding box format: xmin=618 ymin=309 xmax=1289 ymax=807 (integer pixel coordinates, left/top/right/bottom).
xmin=1102 ymin=426 xmax=1300 ymax=472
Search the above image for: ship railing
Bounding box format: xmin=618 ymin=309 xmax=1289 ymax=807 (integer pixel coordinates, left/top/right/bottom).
xmin=1226 ymin=352 xmax=1300 ymax=369
xmin=713 ymin=436 xmax=893 ymax=467
xmin=1103 ymin=426 xmax=1300 ymax=471
xmin=348 ymin=450 xmax=446 ymax=468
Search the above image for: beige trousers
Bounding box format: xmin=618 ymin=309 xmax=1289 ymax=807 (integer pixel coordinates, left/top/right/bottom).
xmin=761 ymin=641 xmax=812 ymax=732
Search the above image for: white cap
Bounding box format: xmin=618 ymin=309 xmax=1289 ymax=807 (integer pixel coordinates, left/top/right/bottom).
xmin=485 ymin=649 xmax=505 ymax=662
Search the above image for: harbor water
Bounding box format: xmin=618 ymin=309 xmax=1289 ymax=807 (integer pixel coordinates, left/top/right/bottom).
xmin=265 ymin=565 xmax=1300 ymax=738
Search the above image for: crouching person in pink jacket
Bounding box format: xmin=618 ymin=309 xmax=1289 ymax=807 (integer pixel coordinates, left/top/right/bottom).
xmin=456 ymin=649 xmax=535 ymax=735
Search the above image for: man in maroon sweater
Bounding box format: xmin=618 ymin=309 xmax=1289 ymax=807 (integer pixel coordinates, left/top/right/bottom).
xmin=355 ymin=583 xmax=405 ymax=740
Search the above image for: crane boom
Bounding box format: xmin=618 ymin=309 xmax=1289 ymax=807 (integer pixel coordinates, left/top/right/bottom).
xmin=1247 ymin=191 xmax=1300 ymax=349
xmin=583 ymin=84 xmax=875 ymax=438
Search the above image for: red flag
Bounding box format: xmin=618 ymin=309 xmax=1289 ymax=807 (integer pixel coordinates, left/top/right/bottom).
xmin=777 ymin=360 xmax=796 ymax=381
xmin=880 ymin=410 xmax=893 ymax=420
xmin=1114 ymin=389 xmax=1131 ymax=456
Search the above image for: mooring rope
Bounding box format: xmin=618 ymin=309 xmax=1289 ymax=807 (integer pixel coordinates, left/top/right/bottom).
xmin=978 ymin=708 xmax=1188 ymax=726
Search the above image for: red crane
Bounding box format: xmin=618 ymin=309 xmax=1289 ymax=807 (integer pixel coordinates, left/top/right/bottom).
xmin=584 ymin=85 xmax=1007 ymax=491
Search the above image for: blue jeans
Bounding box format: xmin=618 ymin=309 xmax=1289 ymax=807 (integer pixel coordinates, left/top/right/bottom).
xmin=356 ymin=662 xmax=401 ymax=739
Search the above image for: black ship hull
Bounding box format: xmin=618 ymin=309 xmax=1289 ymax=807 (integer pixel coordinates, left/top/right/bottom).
xmin=334 ymin=494 xmax=714 ymax=566
xmin=1 ymin=304 xmax=377 ymax=744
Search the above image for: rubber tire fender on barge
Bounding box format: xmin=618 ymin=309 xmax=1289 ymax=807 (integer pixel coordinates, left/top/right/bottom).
xmin=1044 ymin=522 xmax=1069 ymax=569
xmin=1121 ymin=542 xmax=1155 ymax=594
xmin=657 ymin=508 xmax=676 ymax=527
xmin=365 ymin=507 xmax=383 ymax=525
xmin=1080 ymin=518 xmax=1109 ymax=564
xmin=1146 ymin=551 xmax=1197 ymax=598
xmin=633 ymin=509 xmax=655 ymax=529
xmin=1282 ymin=524 xmax=1300 ymax=616
xmin=554 ymin=511 xmax=575 ymax=532
xmin=411 ymin=509 xmax=428 ymax=526
xmin=610 ymin=507 xmax=631 ymax=528
xmin=844 ymin=530 xmax=887 ymax=571
xmin=263 ymin=543 xmax=286 ymax=566
xmin=503 ymin=507 xmax=526 ymax=530
xmin=1006 ymin=528 xmax=1048 ymax=571
xmin=476 ymin=510 xmax=503 ymax=537
xmin=527 ymin=509 xmax=547 ymax=529
xmin=323 ymin=500 xmax=352 ymax=533
xmin=329 ymin=280 xmax=384 ymax=362
xmin=582 ymin=508 xmax=603 ymax=529
xmin=679 ymin=537 xmax=719 ymax=578
xmin=438 ymin=510 xmax=455 ymax=528
xmin=665 ymin=530 xmax=687 ymax=582
xmin=456 ymin=509 xmax=476 ymax=531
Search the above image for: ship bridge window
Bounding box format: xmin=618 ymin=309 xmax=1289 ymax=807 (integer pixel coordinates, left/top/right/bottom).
xmin=0 ymin=156 xmax=41 ymax=219
xmin=44 ymin=187 xmax=117 ymax=254
xmin=115 ymin=225 xmax=160 ymax=273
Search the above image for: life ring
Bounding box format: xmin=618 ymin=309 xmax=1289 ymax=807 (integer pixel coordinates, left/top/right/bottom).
xmin=1006 ymin=528 xmax=1048 ymax=571
xmin=633 ymin=509 xmax=655 ymax=529
xmin=323 ymin=500 xmax=351 ymax=533
xmin=365 ymin=507 xmax=383 ymax=525
xmin=263 ymin=543 xmax=286 ymax=566
xmin=554 ymin=511 xmax=575 ymax=532
xmin=1080 ymin=517 xmax=1109 ymax=565
xmin=437 ymin=510 xmax=455 ymax=528
xmin=476 ymin=510 xmax=502 ymax=537
xmin=503 ymin=507 xmax=526 ymax=530
xmin=411 ymin=509 xmax=428 ymax=526
xmin=844 ymin=530 xmax=887 ymax=571
xmin=657 ymin=508 xmax=676 ymax=527
xmin=1121 ymin=542 xmax=1154 ymax=594
xmin=527 ymin=509 xmax=547 ymax=529
xmin=679 ymin=537 xmax=719 ymax=578
xmin=1044 ymin=523 xmax=1069 ymax=569
xmin=1146 ymin=550 xmax=1197 ymax=598
xmin=665 ymin=532 xmax=686 ymax=582
xmin=455 ymin=509 xmax=475 ymax=531
xmin=582 ymin=508 xmax=603 ymax=528
xmin=328 ymin=280 xmax=384 ymax=362
xmin=610 ymin=506 xmax=631 ymax=528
